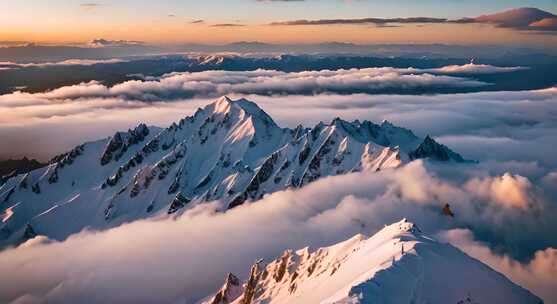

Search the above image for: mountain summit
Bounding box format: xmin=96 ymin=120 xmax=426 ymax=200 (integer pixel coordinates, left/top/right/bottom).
xmin=0 ymin=97 xmax=471 ymax=247
xmin=206 ymin=219 xmax=542 ymax=304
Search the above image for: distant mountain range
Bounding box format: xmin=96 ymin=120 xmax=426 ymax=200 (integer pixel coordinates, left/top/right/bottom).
xmin=0 ymin=97 xmax=472 ymax=248
xmin=2 ymin=52 xmax=556 ymax=96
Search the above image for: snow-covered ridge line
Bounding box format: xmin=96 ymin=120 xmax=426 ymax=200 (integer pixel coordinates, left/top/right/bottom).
xmin=205 ymin=219 xmax=541 ymax=304
xmin=0 ymin=96 xmax=472 ymax=248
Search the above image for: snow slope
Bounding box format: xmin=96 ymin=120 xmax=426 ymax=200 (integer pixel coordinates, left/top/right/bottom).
xmin=206 ymin=219 xmax=542 ymax=304
xmin=0 ymin=97 xmax=469 ymax=247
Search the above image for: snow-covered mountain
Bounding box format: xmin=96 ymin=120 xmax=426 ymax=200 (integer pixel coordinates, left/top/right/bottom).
xmin=0 ymin=97 xmax=470 ymax=247
xmin=205 ymin=219 xmax=542 ymax=304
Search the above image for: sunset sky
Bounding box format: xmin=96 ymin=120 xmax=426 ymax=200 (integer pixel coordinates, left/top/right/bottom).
xmin=1 ymin=0 xmax=557 ymax=45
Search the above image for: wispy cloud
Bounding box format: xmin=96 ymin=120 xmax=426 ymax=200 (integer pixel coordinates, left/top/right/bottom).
xmin=270 ymin=17 xmax=448 ymax=26
xmin=453 ymin=8 xmax=557 ymax=32
xmin=211 ymin=23 xmax=246 ymax=27
xmin=80 ymin=2 xmax=101 ymax=11
xmin=88 ymin=38 xmax=144 ymax=47
xmin=268 ymin=7 xmax=557 ymax=33
xmin=0 ymin=65 xmax=500 ymax=102
xmin=0 ymin=59 xmax=128 ymax=69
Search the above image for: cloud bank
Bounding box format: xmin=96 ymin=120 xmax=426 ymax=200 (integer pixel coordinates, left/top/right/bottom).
xmin=270 ymin=17 xmax=448 ymax=26
xmin=0 ymin=161 xmax=555 ymax=303
xmin=0 ymin=59 xmax=128 ymax=69
xmin=0 ymin=62 xmax=555 ymax=302
xmin=427 ymin=63 xmax=529 ymax=74
xmin=1 ymin=85 xmax=556 ymax=167
xmin=268 ymin=7 xmax=557 ymax=32
xmin=1 ymin=64 xmax=508 ymax=103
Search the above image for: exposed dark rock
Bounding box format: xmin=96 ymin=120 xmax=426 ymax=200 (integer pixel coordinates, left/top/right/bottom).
xmin=0 ymin=157 xmax=45 ymax=185
xmin=228 ymin=192 xmax=248 ymax=210
xmin=100 ymin=124 xmax=149 ymax=166
xmin=298 ymin=143 xmax=311 ymax=165
xmin=51 ymin=145 xmax=84 ymax=168
xmin=301 ymin=136 xmax=333 ymax=186
xmin=168 ymin=193 xmax=190 ymax=214
xmin=195 ymin=172 xmax=213 ymax=191
xmin=229 ymin=152 xmax=279 ymax=209
xmin=104 ymin=202 xmax=114 ymax=220
xmin=22 ymin=224 xmax=37 ymax=242
xmin=274 ymin=250 xmax=291 ymax=283
xmin=409 ymin=135 xmax=473 ymax=163
xmin=143 ymin=138 xmax=160 ymax=154
xmin=168 ymin=168 xmax=182 ymax=194
xmin=280 ymin=160 xmax=290 ymax=171
xmin=31 ymin=183 xmax=41 ymax=194
xmin=2 ymin=187 xmax=15 ymax=202
xmin=101 ymin=133 xmax=123 ymax=166
xmin=106 ymin=168 xmax=123 ymax=187
xmin=19 ymin=174 xmax=29 ymax=189
xmin=241 ymin=261 xmax=263 ymax=304
xmin=161 ymin=138 xmax=175 ymax=151
xmin=210 ymin=273 xmax=241 ymax=304
xmin=146 ymin=201 xmax=155 ymax=213
xmin=47 ymin=166 xmax=59 ymax=184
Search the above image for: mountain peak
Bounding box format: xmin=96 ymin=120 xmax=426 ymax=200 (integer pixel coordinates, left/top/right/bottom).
xmin=377 ymin=218 xmax=422 ymax=239
xmin=206 ymin=218 xmax=541 ymax=304
xmin=210 ymin=96 xmax=277 ymax=128
xmin=409 ymin=135 xmax=473 ymax=163
xmin=213 ymin=95 xmax=234 ymax=113
xmin=209 ymin=272 xmax=242 ymax=304
xmin=0 ymin=97 xmax=472 ymax=248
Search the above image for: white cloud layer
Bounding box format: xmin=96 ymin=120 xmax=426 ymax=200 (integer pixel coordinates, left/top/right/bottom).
xmin=427 ymin=63 xmax=529 ymax=74
xmin=0 ymin=66 xmax=555 ymax=303
xmin=1 ymin=67 xmax=489 ymax=102
xmin=1 ymin=87 xmax=556 ymax=169
xmin=0 ymin=59 xmax=128 ymax=69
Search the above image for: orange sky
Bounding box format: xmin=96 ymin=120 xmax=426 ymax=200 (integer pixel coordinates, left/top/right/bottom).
xmin=1 ymin=22 xmax=556 ymax=47
xmin=1 ymin=1 xmax=556 ymax=47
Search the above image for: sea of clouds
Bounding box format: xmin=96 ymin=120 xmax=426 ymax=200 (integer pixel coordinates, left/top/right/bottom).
xmin=0 ymin=64 xmax=555 ymax=303
xmin=0 ymin=161 xmax=555 ymax=303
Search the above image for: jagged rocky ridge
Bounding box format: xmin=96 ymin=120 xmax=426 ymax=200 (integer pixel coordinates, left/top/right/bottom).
xmin=205 ymin=219 xmax=542 ymax=304
xmin=0 ymin=157 xmax=46 ymax=186
xmin=409 ymin=135 xmax=473 ymax=163
xmin=0 ymin=97 xmax=472 ymax=247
